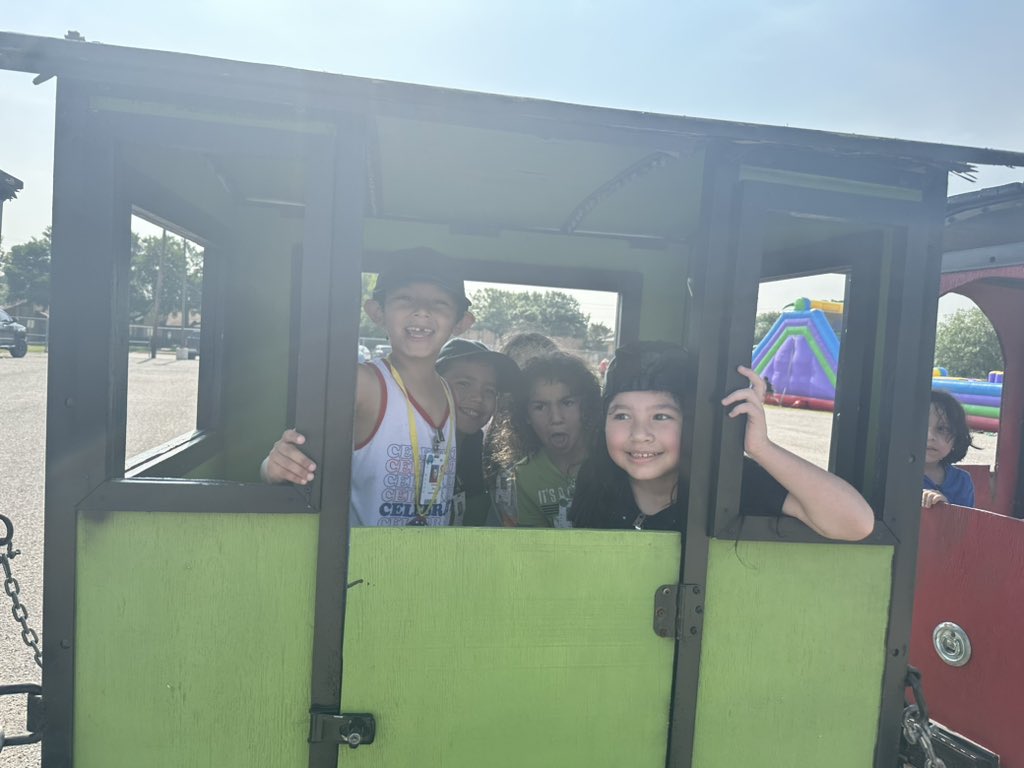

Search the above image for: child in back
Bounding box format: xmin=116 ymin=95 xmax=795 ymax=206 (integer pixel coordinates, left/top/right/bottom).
xmin=261 ymin=247 xmax=474 ymax=526
xmin=922 ymin=389 xmax=977 ymax=508
xmin=434 ymin=338 xmax=521 ymax=526
xmin=570 ymin=341 xmax=874 ymax=540
xmin=481 ymin=332 xmax=560 ymax=482
xmin=492 ymin=352 xmax=602 ymax=527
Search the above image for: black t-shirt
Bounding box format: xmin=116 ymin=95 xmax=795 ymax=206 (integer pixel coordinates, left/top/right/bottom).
xmin=595 ymin=457 xmax=788 ymax=531
xmin=455 ymin=430 xmax=486 ymax=497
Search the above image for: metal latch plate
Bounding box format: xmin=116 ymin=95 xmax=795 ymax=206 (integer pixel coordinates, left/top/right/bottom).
xmin=308 ymin=712 xmax=376 ymax=748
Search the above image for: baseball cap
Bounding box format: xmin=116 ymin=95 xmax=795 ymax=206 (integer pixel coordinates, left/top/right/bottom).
xmin=371 ymin=247 xmax=470 ymax=313
xmin=435 ymin=338 xmax=522 ymax=393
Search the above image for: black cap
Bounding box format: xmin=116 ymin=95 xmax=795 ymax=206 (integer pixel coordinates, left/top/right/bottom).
xmin=371 ymin=247 xmax=470 ymax=313
xmin=435 ymin=338 xmax=521 ymax=393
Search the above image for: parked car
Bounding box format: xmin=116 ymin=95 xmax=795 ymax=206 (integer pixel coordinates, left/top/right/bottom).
xmin=358 ymin=344 xmax=371 ymax=363
xmin=372 ymin=344 xmax=391 ymax=359
xmin=0 ymin=309 xmax=28 ymax=357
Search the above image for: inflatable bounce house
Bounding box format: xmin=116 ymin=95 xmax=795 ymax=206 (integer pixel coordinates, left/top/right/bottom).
xmin=754 ymin=298 xmax=1003 ymax=432
xmin=931 ymin=370 xmax=1003 ymax=432
xmin=753 ymin=297 xmax=842 ymax=412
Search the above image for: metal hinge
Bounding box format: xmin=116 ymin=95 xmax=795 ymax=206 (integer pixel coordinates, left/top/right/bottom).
xmin=653 ymin=584 xmax=704 ymax=640
xmin=308 ymin=711 xmax=376 ymax=749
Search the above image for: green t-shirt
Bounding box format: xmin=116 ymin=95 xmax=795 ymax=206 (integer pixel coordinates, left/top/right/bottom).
xmin=513 ymin=451 xmax=576 ymax=528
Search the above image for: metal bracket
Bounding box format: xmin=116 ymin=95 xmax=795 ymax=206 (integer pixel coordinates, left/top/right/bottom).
xmin=900 ymin=718 xmax=1000 ymax=767
xmin=0 ymin=683 xmax=44 ymax=749
xmin=653 ymin=584 xmax=704 ymax=640
xmin=308 ymin=712 xmax=376 ymax=749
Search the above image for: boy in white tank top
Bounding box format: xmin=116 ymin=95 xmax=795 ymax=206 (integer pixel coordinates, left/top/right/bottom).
xmin=261 ymin=248 xmax=475 ymax=526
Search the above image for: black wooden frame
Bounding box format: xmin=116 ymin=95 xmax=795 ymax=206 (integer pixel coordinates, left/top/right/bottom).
xmin=693 ymin=169 xmax=947 ymax=768
xmin=39 ymin=78 xmax=350 ymax=767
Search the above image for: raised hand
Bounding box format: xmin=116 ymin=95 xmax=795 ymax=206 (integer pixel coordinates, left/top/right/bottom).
xmin=261 ymin=428 xmax=317 ymax=484
xmin=721 ymin=365 xmax=770 ymax=458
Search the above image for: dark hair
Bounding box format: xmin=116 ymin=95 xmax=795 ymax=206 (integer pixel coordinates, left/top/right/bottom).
xmin=930 ymin=389 xmax=975 ymax=465
xmin=499 ymin=332 xmax=559 ymax=368
xmin=491 ymin=352 xmax=602 ymax=471
xmin=570 ymin=342 xmax=696 ymax=529
xmin=481 ymin=334 xmax=562 ymax=478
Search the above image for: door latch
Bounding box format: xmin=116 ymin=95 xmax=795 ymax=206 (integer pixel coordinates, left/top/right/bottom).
xmin=308 ymin=711 xmax=376 ymax=749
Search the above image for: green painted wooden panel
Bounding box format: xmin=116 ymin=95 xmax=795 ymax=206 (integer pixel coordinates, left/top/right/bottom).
xmin=692 ymin=540 xmax=893 ymax=767
xmin=74 ymin=511 xmax=318 ymax=768
xmin=340 ymin=528 xmax=680 ymax=767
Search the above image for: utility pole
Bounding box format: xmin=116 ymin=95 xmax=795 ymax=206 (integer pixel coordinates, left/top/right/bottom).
xmin=179 ymin=240 xmax=189 ymax=354
xmin=149 ymin=229 xmax=167 ymax=359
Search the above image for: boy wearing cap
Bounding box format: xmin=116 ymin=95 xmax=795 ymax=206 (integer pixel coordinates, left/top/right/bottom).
xmin=261 ymin=247 xmax=474 ymax=526
xmin=435 ymin=338 xmax=521 ymax=526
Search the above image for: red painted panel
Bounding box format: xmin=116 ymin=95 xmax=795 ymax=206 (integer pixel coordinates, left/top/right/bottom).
xmin=961 ymin=464 xmax=994 ymax=511
xmin=941 ymin=264 xmax=1024 ymax=294
xmin=910 ymin=504 xmax=1024 ymax=763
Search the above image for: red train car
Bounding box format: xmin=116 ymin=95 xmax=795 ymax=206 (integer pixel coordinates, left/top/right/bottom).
xmin=909 ymin=183 xmax=1024 ymax=766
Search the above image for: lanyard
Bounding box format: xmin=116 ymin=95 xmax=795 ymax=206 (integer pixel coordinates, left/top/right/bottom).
xmin=388 ymin=360 xmax=455 ymax=523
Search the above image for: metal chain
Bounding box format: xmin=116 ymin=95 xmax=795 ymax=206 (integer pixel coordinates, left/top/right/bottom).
xmin=0 ymin=514 xmax=43 ymax=669
xmin=902 ymin=705 xmax=945 ymax=768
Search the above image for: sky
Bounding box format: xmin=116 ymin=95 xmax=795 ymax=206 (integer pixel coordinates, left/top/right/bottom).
xmin=3 ymin=0 xmax=1023 ymax=324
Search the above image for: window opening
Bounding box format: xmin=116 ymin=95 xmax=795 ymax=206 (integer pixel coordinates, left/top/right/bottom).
xmin=754 ymin=274 xmax=847 ymax=471
xmin=125 ymin=214 xmax=204 ymax=466
xmin=359 ymin=273 xmax=621 ymax=375
xmin=933 ymin=294 xmax=1000 ymax=472
xmin=464 ymin=280 xmax=620 ymax=370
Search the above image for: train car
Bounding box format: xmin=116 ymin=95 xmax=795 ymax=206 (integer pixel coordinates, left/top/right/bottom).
xmin=2 ymin=30 xmax=1023 ymax=768
xmin=908 ymin=183 xmax=1024 ymax=765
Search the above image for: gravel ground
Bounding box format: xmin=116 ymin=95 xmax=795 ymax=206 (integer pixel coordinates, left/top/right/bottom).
xmin=0 ymin=351 xmax=1001 ymax=764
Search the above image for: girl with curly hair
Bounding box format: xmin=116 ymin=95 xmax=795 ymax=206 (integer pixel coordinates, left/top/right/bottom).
xmin=492 ymin=352 xmax=602 ymax=527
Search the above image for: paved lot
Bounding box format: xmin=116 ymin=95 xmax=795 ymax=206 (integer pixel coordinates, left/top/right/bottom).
xmin=0 ymin=351 xmax=197 ymax=766
xmin=764 ymin=403 xmax=997 ymax=471
xmin=0 ymin=351 xmax=999 ymax=764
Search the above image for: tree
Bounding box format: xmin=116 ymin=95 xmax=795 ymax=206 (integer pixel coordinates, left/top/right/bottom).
xmin=359 ymin=273 xmax=378 ymax=339
xmin=469 ymin=287 xmax=590 ymax=341
xmin=933 ymin=307 xmax=1003 ymax=378
xmin=1 ymin=228 xmax=51 ymax=307
xmin=0 ymin=237 xmax=7 ymax=305
xmin=754 ymin=310 xmax=781 ymax=343
xmin=466 ymin=287 xmax=522 ymax=337
xmin=530 ymin=291 xmax=589 ymax=338
xmin=584 ymin=322 xmax=615 ymax=352
xmin=129 ymin=232 xmax=203 ymax=324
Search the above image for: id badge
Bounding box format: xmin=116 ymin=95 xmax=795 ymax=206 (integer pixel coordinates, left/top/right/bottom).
xmin=493 ymin=472 xmax=517 ymax=526
xmin=419 ymin=452 xmax=443 ymax=507
xmin=554 ymin=498 xmax=572 ymax=529
xmin=494 ymin=474 xmax=513 ymax=507
xmin=451 ymin=491 xmax=467 ymax=526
